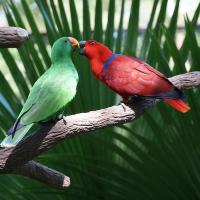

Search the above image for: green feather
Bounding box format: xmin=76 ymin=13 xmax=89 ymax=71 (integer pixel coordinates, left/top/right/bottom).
xmin=1 ymin=124 xmax=34 ymax=147
xmin=0 ymin=37 xmax=79 ymax=147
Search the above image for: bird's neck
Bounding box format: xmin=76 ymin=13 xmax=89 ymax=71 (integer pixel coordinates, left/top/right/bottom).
xmin=51 ymin=58 xmax=77 ymax=74
xmin=51 ymin=55 xmax=73 ymax=65
xmin=89 ymin=50 xmax=113 ymax=81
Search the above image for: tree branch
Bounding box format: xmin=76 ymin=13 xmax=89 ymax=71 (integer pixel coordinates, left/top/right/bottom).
xmin=12 ymin=161 xmax=70 ymax=188
xmin=0 ymin=27 xmax=29 ymax=48
xmin=0 ymin=71 xmax=199 ymax=188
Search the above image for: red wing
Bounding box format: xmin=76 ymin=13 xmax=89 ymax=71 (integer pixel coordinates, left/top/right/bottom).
xmin=102 ymin=55 xmax=174 ymax=97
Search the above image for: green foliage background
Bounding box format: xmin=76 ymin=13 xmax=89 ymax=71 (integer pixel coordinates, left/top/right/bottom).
xmin=0 ymin=0 xmax=200 ymax=199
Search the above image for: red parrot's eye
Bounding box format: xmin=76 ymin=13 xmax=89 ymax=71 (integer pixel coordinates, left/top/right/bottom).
xmin=89 ymin=41 xmax=96 ymax=45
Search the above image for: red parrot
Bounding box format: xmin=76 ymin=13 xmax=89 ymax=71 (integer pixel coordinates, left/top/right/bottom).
xmin=79 ymin=40 xmax=190 ymax=113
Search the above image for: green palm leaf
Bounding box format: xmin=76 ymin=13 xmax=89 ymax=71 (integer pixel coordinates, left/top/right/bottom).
xmin=0 ymin=0 xmax=200 ymax=199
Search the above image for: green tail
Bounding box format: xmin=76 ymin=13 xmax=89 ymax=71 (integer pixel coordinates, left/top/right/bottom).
xmin=0 ymin=124 xmax=34 ymax=148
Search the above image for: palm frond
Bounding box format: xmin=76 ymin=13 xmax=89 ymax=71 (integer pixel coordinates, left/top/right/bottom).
xmin=0 ymin=0 xmax=200 ymax=199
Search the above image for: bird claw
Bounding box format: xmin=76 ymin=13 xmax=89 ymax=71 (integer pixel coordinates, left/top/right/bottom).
xmin=63 ymin=116 xmax=67 ymax=125
xmin=120 ymin=102 xmax=127 ymax=112
xmin=57 ymin=112 xmax=67 ymax=125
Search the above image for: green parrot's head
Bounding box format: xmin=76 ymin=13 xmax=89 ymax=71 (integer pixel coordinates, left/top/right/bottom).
xmin=51 ymin=37 xmax=80 ymax=63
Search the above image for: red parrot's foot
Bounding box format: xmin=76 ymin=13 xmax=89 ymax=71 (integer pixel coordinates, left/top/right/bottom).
xmin=120 ymin=102 xmax=127 ymax=112
xmin=119 ymin=95 xmax=144 ymax=111
xmin=127 ymin=95 xmax=145 ymax=104
xmin=119 ymin=97 xmax=129 ymax=111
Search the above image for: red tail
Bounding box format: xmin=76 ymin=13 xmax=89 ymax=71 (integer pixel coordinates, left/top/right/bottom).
xmin=164 ymin=99 xmax=190 ymax=113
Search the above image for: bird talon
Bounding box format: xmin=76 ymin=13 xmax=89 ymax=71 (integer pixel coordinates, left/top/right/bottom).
xmin=120 ymin=102 xmax=127 ymax=112
xmin=63 ymin=117 xmax=67 ymax=125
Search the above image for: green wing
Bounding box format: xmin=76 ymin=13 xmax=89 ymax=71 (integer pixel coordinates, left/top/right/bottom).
xmin=19 ymin=64 xmax=78 ymax=125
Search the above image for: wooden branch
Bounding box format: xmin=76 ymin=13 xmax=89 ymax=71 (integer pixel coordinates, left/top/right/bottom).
xmin=0 ymin=27 xmax=29 ymax=48
xmin=0 ymin=71 xmax=199 ymax=188
xmin=12 ymin=161 xmax=70 ymax=188
xmin=169 ymin=71 xmax=200 ymax=89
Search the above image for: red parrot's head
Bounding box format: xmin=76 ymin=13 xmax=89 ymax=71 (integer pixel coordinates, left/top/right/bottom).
xmin=79 ymin=40 xmax=113 ymax=80
xmin=79 ymin=40 xmax=112 ymax=62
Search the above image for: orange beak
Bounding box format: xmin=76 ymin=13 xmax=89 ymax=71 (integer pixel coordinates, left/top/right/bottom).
xmin=68 ymin=37 xmax=80 ymax=48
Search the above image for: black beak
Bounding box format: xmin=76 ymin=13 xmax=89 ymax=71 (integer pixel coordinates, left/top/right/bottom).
xmin=71 ymin=45 xmax=77 ymax=52
xmin=79 ymin=41 xmax=86 ymax=47
xmin=79 ymin=41 xmax=86 ymax=55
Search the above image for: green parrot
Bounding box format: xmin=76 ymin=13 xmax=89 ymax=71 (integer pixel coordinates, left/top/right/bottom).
xmin=0 ymin=37 xmax=80 ymax=148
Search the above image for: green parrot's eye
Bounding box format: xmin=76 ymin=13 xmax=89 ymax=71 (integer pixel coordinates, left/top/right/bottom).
xmin=64 ymin=40 xmax=68 ymax=44
xmin=89 ymin=41 xmax=95 ymax=45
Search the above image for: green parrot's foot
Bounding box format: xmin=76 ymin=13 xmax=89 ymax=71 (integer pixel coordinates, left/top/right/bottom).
xmin=58 ymin=113 xmax=64 ymax=120
xmin=62 ymin=116 xmax=67 ymax=125
xmin=57 ymin=113 xmax=67 ymax=125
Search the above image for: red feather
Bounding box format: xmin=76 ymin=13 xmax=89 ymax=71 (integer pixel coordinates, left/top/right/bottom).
xmin=102 ymin=55 xmax=174 ymax=99
xmin=84 ymin=40 xmax=190 ymax=113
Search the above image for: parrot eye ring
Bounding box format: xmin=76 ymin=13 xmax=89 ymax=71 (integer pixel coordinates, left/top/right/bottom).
xmin=89 ymin=41 xmax=96 ymax=45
